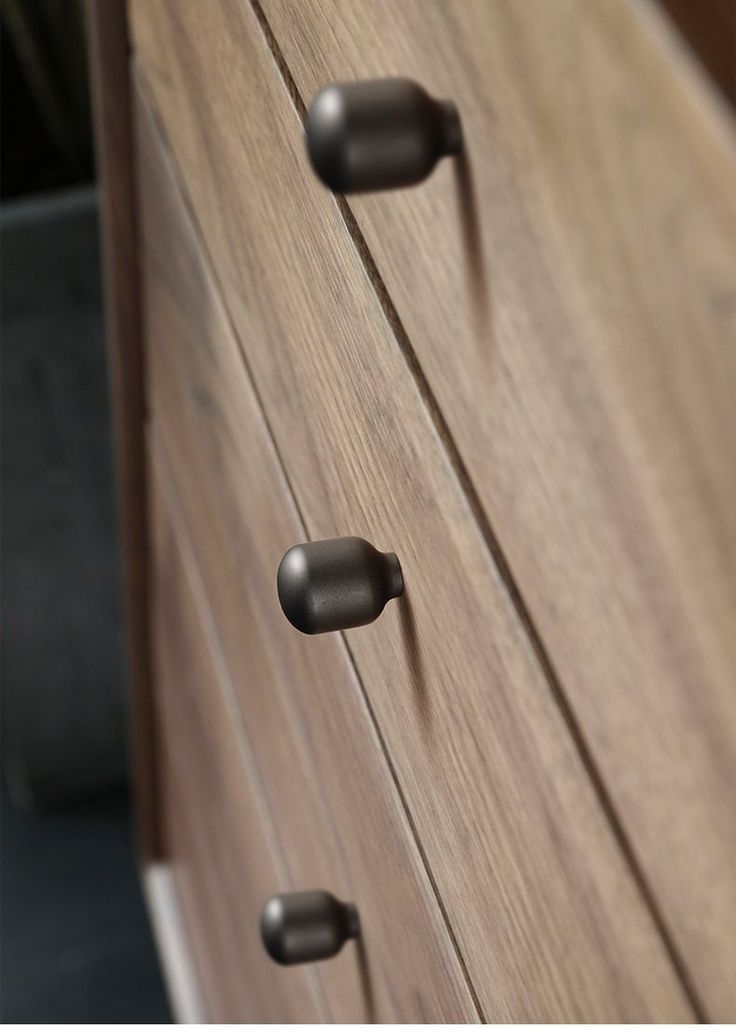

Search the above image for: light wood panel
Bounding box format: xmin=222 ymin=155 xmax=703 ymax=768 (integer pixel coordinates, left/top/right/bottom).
xmin=131 ymin=0 xmax=691 ymax=1019
xmin=259 ymin=0 xmax=736 ymax=1017
xmin=138 ymin=93 xmax=479 ymax=1023
xmin=151 ymin=472 xmax=324 ymax=1022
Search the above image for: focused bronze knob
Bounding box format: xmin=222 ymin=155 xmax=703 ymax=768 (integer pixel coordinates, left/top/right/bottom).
xmin=305 ymin=78 xmax=462 ymax=193
xmin=260 ymin=890 xmax=360 ymax=965
xmin=277 ymin=536 xmax=404 ymax=634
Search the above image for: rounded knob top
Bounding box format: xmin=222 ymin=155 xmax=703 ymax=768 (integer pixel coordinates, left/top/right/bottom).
xmin=277 ymin=536 xmax=403 ymax=635
xmin=305 ymin=78 xmax=462 ymax=193
xmin=260 ymin=890 xmax=360 ymax=965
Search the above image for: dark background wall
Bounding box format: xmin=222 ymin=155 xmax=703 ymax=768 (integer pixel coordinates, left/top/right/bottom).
xmin=1 ymin=5 xmax=170 ymax=1020
xmin=2 ymin=0 xmax=94 ymax=198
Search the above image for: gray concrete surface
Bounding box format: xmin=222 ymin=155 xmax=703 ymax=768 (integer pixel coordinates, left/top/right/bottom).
xmin=1 ymin=189 xmax=170 ymax=1022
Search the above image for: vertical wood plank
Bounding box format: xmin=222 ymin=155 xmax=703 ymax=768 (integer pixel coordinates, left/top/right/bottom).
xmin=136 ymin=85 xmax=480 ymax=1021
xmin=258 ymin=0 xmax=736 ymax=1015
xmin=128 ymin=0 xmax=694 ymax=1018
xmin=150 ymin=475 xmax=325 ymax=1022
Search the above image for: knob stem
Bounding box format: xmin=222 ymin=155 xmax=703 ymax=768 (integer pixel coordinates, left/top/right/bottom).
xmin=343 ymin=901 xmax=361 ymax=940
xmin=384 ymin=551 xmax=404 ymax=601
xmin=439 ymin=100 xmax=463 ymax=156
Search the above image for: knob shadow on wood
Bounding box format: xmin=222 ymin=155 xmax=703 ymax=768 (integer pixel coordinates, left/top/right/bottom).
xmin=453 ymin=148 xmax=491 ymax=340
xmin=398 ymin=591 xmax=432 ymax=734
xmin=355 ymin=933 xmax=376 ymax=1022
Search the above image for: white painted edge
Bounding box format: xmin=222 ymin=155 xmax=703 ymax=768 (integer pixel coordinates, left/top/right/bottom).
xmin=142 ymin=862 xmax=207 ymax=1025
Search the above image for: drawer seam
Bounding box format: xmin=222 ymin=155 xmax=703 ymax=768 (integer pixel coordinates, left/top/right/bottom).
xmin=134 ymin=60 xmax=484 ymax=1023
xmin=245 ymin=0 xmax=704 ymax=1018
xmin=149 ymin=436 xmax=333 ymax=1023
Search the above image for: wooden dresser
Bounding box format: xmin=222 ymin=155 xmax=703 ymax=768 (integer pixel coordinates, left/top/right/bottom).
xmin=88 ymin=1 xmax=736 ymax=1021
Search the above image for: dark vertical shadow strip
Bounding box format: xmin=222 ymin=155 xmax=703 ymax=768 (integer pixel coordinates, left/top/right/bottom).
xmin=87 ymin=0 xmax=160 ymax=861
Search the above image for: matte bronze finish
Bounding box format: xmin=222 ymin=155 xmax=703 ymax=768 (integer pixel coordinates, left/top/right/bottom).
xmin=305 ymin=78 xmax=462 ymax=193
xmin=260 ymin=890 xmax=360 ymax=965
xmin=277 ymin=536 xmax=404 ymax=634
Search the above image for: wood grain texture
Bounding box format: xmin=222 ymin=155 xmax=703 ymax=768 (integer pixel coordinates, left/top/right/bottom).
xmin=138 ymin=94 xmax=479 ymax=1023
xmin=130 ymin=0 xmax=692 ymax=1019
xmin=85 ymin=0 xmax=157 ymax=857
xmin=150 ymin=471 xmax=324 ymax=1023
xmin=259 ymin=0 xmax=736 ymax=1017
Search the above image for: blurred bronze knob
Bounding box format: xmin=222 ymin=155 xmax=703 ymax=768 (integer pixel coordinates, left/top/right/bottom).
xmin=261 ymin=890 xmax=360 ymax=965
xmin=305 ymin=78 xmax=462 ymax=193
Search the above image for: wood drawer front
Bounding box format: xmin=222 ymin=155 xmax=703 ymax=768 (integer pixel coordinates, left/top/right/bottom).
xmin=150 ymin=474 xmax=321 ymax=1022
xmin=260 ymin=2 xmax=736 ymax=1016
xmin=132 ymin=0 xmax=690 ymax=1019
xmin=138 ymin=91 xmax=476 ymax=1022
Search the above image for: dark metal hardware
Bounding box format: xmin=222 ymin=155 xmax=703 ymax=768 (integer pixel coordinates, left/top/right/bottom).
xmin=305 ymin=78 xmax=462 ymax=193
xmin=260 ymin=890 xmax=360 ymax=965
xmin=277 ymin=536 xmax=404 ymax=635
